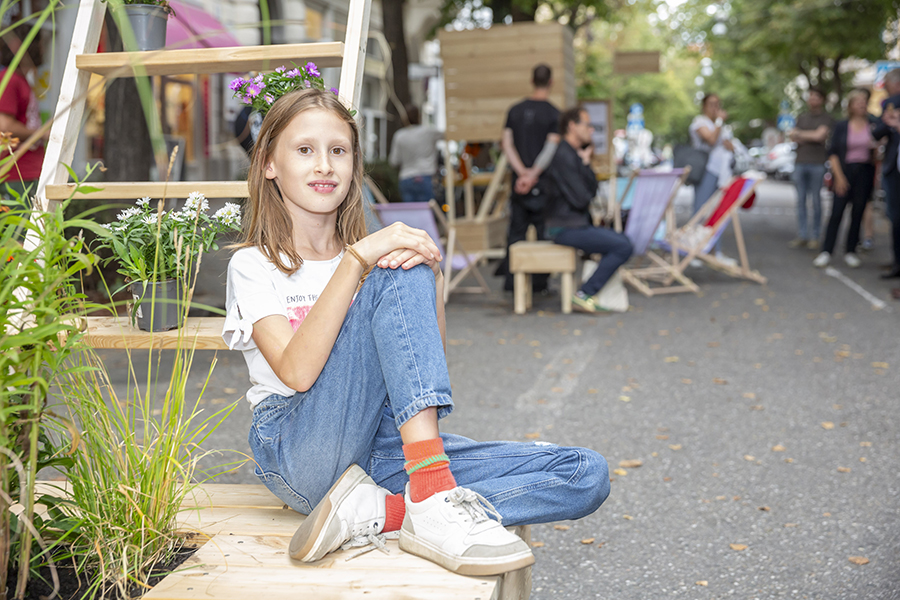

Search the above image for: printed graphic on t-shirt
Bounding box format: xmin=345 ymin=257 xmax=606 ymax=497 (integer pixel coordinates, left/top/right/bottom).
xmin=285 ymin=293 xmax=320 ymax=331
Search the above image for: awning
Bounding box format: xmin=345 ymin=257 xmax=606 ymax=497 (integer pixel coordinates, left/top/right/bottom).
xmin=166 ymin=0 xmax=242 ymax=50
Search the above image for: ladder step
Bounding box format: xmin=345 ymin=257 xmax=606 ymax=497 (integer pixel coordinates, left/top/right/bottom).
xmin=46 ymin=181 xmax=249 ymax=200
xmin=76 ymin=42 xmax=344 ymax=77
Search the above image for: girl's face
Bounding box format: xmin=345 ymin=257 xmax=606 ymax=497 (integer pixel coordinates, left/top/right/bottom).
xmin=265 ymin=107 xmax=354 ymax=221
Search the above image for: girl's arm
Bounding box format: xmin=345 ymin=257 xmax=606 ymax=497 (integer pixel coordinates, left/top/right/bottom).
xmin=252 ymin=223 xmax=443 ymax=392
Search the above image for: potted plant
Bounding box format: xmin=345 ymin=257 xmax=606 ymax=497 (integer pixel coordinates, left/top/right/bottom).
xmin=94 ymin=193 xmax=241 ymax=331
xmin=107 ymin=0 xmax=175 ymax=52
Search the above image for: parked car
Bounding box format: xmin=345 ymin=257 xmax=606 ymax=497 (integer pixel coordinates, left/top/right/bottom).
xmin=763 ymin=142 xmax=796 ymax=180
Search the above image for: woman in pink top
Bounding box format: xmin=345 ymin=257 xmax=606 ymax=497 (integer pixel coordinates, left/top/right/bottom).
xmin=814 ymin=90 xmax=875 ymax=269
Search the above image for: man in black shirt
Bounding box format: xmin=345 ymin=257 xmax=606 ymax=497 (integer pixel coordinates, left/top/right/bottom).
xmin=498 ymin=64 xmax=561 ymax=291
xmin=545 ymin=107 xmax=633 ymax=313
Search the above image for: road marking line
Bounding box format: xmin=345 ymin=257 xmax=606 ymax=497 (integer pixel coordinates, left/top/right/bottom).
xmin=824 ymin=266 xmax=891 ymax=312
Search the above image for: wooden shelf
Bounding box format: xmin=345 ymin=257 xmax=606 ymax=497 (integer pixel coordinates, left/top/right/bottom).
xmin=46 ymin=181 xmax=249 ymax=200
xmin=83 ymin=316 xmax=228 ymax=350
xmin=76 ymin=42 xmax=344 ymax=77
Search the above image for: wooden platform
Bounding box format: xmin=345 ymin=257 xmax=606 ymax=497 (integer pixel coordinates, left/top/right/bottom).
xmin=81 ymin=316 xmax=229 ymax=350
xmin=162 ymin=484 xmax=531 ymax=600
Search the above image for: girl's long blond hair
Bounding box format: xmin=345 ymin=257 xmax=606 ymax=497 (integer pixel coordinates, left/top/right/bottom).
xmin=236 ymin=88 xmax=367 ymax=275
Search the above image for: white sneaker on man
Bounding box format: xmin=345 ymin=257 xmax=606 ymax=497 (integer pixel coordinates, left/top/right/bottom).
xmin=844 ymin=253 xmax=861 ymax=268
xmin=399 ymin=486 xmax=535 ymax=576
xmin=289 ymin=464 xmax=389 ymax=562
xmin=714 ymin=251 xmax=738 ymax=267
xmin=813 ymin=252 xmax=831 ymax=268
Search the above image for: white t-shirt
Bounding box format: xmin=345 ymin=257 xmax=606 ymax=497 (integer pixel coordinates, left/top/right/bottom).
xmin=689 ymin=115 xmax=728 ymax=177
xmin=222 ymin=246 xmax=344 ymax=407
xmin=389 ymin=125 xmax=443 ymax=180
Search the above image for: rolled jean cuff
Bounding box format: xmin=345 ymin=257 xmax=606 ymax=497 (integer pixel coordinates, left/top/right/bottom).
xmin=393 ymin=393 xmax=454 ymax=429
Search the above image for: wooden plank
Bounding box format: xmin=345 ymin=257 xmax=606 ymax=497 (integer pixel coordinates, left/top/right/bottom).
xmin=509 ymin=242 xmax=576 ymax=273
xmin=182 ymin=484 xmax=285 ymax=510
xmin=75 ymin=42 xmax=344 ymax=77
xmin=612 ymin=51 xmax=660 ymax=75
xmin=46 ymin=181 xmax=249 ymax=200
xmin=177 ymin=506 xmax=305 ymax=538
xmin=338 ymin=0 xmax=370 ymax=110
xmin=83 ymin=316 xmax=229 ymax=350
xmin=440 ymin=40 xmax=566 ymax=60
xmin=438 ymin=21 xmax=566 ymax=44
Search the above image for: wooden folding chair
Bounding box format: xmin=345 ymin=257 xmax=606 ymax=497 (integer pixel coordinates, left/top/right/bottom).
xmin=612 ymin=168 xmax=700 ymax=296
xmin=371 ymin=201 xmax=492 ymax=303
xmin=660 ymin=175 xmax=767 ymax=285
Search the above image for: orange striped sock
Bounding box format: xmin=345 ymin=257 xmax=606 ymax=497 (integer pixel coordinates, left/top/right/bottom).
xmin=402 ymin=438 xmax=457 ymax=503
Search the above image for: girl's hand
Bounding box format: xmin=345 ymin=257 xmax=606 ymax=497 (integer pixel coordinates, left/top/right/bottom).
xmin=352 ymin=222 xmax=442 ymax=268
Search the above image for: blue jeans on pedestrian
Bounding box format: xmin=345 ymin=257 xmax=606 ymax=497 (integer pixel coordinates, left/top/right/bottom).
xmin=248 ymin=265 xmax=610 ymax=526
xmin=792 ymin=162 xmax=826 ymax=241
xmin=552 ymin=226 xmax=633 ymax=297
xmin=693 ymin=169 xmax=722 ymax=253
xmin=399 ymin=175 xmax=435 ymax=203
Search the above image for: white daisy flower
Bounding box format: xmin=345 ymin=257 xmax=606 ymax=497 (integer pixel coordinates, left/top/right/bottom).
xmin=183 ymin=192 xmax=209 ymax=214
xmin=117 ymin=207 xmax=141 ymax=221
xmin=136 ymin=196 xmax=151 ymax=207
xmin=213 ymin=202 xmax=242 ymax=226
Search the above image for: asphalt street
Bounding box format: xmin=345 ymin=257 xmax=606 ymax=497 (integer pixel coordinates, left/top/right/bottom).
xmin=97 ymin=180 xmax=899 ymax=599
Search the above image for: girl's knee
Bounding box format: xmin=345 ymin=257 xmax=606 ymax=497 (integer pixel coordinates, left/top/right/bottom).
xmin=570 ymin=448 xmax=610 ymax=519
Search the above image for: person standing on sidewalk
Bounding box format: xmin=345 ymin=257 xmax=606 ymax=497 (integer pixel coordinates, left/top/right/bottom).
xmin=497 ymin=64 xmax=561 ymax=292
xmin=789 ymin=88 xmax=833 ymax=251
xmin=874 ymin=93 xmax=900 ymax=279
xmin=814 ymin=90 xmax=876 ymax=269
xmin=389 ymin=104 xmax=443 ymax=203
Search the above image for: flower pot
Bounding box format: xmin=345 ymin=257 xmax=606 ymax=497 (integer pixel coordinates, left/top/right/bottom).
xmin=117 ymin=4 xmax=169 ymax=52
xmin=129 ymin=279 xmax=184 ymax=332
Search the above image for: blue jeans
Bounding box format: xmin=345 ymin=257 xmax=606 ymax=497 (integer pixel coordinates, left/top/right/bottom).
xmin=792 ymin=162 xmax=826 ymax=241
xmin=399 ymin=175 xmax=435 ymax=203
xmin=552 ymin=226 xmax=634 ymax=297
xmin=249 ymin=265 xmax=610 ymax=526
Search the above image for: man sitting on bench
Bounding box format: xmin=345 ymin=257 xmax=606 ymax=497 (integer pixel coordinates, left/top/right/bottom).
xmin=545 ymin=106 xmax=633 ymax=313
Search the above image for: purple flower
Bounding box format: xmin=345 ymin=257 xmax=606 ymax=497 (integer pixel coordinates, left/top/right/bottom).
xmin=241 ymin=94 xmax=252 ymax=104
xmin=275 ymin=66 xmax=286 ymax=73
xmin=305 ymin=62 xmax=320 ymax=78
xmin=330 ymin=87 xmax=339 ymax=95
xmin=253 ymin=74 xmax=264 ymax=85
xmin=265 ymin=94 xmax=275 ymax=104
xmin=247 ymin=83 xmax=262 ymax=98
xmin=305 ymin=80 xmax=312 ymax=88
xmin=286 ymin=68 xmax=301 ymax=78
xmin=228 ymin=77 xmax=246 ymax=91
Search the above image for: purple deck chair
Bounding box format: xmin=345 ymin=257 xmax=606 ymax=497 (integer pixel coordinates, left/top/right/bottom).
xmin=371 ymin=201 xmax=491 ymax=303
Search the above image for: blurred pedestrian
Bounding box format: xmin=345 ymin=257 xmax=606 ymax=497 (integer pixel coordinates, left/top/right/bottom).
xmin=389 ymin=104 xmax=442 ymax=203
xmin=874 ymin=93 xmax=900 ymax=279
xmin=814 ymin=90 xmax=876 ymax=269
xmin=544 ymin=107 xmax=633 ymax=313
xmin=788 ymin=87 xmax=833 ymax=251
xmin=497 ymin=64 xmax=560 ymax=292
xmin=689 ymin=93 xmax=736 ymax=264
xmin=0 ymin=25 xmax=46 ymax=206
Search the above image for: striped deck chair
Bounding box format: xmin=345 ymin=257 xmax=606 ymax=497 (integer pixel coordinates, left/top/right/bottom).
xmin=661 ymin=175 xmax=767 ymax=285
xmin=613 ymin=168 xmax=700 ymax=297
xmin=371 ymin=200 xmax=491 ymax=303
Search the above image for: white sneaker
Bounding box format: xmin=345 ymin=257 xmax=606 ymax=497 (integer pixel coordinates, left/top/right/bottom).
xmin=714 ymin=251 xmax=738 ymax=267
xmin=813 ymin=252 xmax=831 ymax=268
xmin=689 ymin=259 xmax=703 ymax=268
xmin=289 ymin=464 xmax=390 ymax=562
xmin=844 ymin=253 xmax=861 ymax=268
xmin=399 ymin=486 xmax=535 ymax=576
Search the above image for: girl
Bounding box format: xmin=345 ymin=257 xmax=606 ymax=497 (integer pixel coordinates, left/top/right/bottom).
xmin=223 ymin=88 xmax=609 ymax=576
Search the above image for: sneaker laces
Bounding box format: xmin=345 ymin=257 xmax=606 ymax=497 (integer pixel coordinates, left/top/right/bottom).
xmin=341 ymin=526 xmax=400 ymax=561
xmin=447 ymin=487 xmax=503 ymax=525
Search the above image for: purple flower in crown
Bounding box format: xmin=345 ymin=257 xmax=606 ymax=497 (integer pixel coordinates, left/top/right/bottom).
xmin=265 ymin=94 xmax=275 ymax=105
xmin=286 ymin=68 xmax=301 ymax=78
xmin=330 ymin=87 xmax=339 ymax=95
xmin=305 ymin=62 xmax=321 ymax=78
xmin=305 ymin=80 xmax=312 ymax=88
xmin=246 ymin=83 xmax=262 ymax=98
xmin=276 ymin=66 xmax=286 ymax=73
xmin=242 ymin=94 xmax=252 ymax=104
xmin=228 ymin=77 xmax=246 ymax=91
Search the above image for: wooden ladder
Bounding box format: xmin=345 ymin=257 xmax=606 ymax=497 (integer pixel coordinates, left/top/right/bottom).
xmin=32 ymin=0 xmax=372 ymax=350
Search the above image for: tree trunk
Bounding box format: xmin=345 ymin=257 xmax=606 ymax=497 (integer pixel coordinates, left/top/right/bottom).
xmin=382 ymin=0 xmax=411 ymax=158
xmin=103 ymin=12 xmax=153 ymax=184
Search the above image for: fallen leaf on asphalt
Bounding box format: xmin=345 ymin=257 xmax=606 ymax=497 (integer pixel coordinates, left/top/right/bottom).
xmin=223 ymin=387 xmax=237 ymax=394
xmin=658 ymin=426 xmax=669 ymax=431
xmin=529 ymin=340 xmax=541 ymax=347
xmin=872 ymin=361 xmax=889 ymax=368
xmin=659 ymin=329 xmax=669 ymax=336
xmin=716 ymin=495 xmax=726 ymax=500
xmin=525 ymin=432 xmax=541 ymax=439
xmin=743 ymin=392 xmax=756 ymax=399
xmin=651 ymin=452 xmax=658 ymax=457
xmin=621 ymin=385 xmax=632 ymax=392
xmin=713 ymin=378 xmax=728 ymax=385
xmin=588 ymin=388 xmax=598 ymax=394
xmin=837 ymin=467 xmax=851 ymax=473
xmin=650 ymin=344 xmax=661 ymax=350
xmin=531 ymin=541 xmax=545 ymax=548
xmin=696 ymin=580 xmax=709 ymax=587
xmin=663 ymin=476 xmax=672 ymax=482
xmin=754 ymin=363 xmax=763 ymax=369
xmin=848 ymin=556 xmax=869 ymax=565
xmin=580 ymin=538 xmax=595 ymax=544
xmin=772 ymin=444 xmax=786 ymax=452
xmin=795 ymin=349 xmax=804 ymax=355
xmin=755 ymin=298 xmax=766 ymax=305
xmin=833 ymin=404 xmax=843 ymax=410
xmin=656 ymin=434 xmax=669 ymax=440
xmin=744 ymin=455 xmax=755 ymax=461
xmin=498 ymin=339 xmax=507 ymax=345
xmin=708 ymin=341 xmax=720 ymax=347
xmin=619 ymin=459 xmax=643 ymax=468
xmin=821 ymin=421 xmax=835 ymax=430
xmin=682 ymin=378 xmax=693 ymax=384
xmin=669 ymin=444 xmax=682 ymax=451
xmin=742 ymin=312 xmax=750 ymax=319
xmin=619 ymin=395 xmax=632 ymax=402
xmin=751 ymin=405 xmax=764 ymax=411
xmin=534 ymin=352 xmax=543 ymax=358
xmin=553 ymin=524 xmax=570 ymax=531
xmin=859 ymin=457 xmax=867 ymax=462
xmin=834 ymin=313 xmax=846 ymax=319
xmin=836 ymin=350 xmax=851 ymax=358
xmin=596 ymin=542 xmax=605 ymax=547
xmin=771 ymin=333 xmax=783 ymax=339
xmin=729 ymin=543 xmax=748 ymax=551
xmin=860 ymin=441 xmax=872 ymax=447
xmin=758 ymin=506 xmax=770 ymax=511
xmin=785 ymin=458 xmax=794 ymax=463
xmin=622 ymin=515 xmax=634 ymax=520
xmin=613 ymin=468 xmax=628 ymax=476
xmin=573 ymin=329 xmax=582 ymax=336
xmin=733 ymin=496 xmax=741 ymax=501
xmin=823 ymin=512 xmax=831 ymax=517
xmin=664 ymin=356 xmax=679 ymax=363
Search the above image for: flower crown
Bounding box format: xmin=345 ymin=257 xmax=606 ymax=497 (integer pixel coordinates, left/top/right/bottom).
xmin=230 ymin=63 xmax=339 ymax=116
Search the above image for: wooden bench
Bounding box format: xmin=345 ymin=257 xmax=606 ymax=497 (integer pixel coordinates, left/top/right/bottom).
xmin=509 ymin=241 xmax=577 ymax=315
